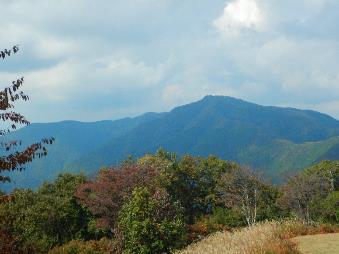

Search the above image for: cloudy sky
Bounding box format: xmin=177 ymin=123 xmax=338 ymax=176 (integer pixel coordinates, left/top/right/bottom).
xmin=1 ymin=0 xmax=339 ymax=122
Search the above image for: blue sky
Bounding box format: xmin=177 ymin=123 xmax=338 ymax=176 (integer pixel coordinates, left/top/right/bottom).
xmin=1 ymin=0 xmax=339 ymax=122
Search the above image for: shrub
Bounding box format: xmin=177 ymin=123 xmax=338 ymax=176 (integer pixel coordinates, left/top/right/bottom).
xmin=48 ymin=238 xmax=114 ymax=254
xmin=118 ymin=187 xmax=186 ymax=254
xmin=0 ymin=228 xmax=35 ymax=254
xmin=318 ymin=191 xmax=339 ymax=224
xmin=0 ymin=174 xmax=91 ymax=253
xmin=188 ymin=208 xmax=242 ymax=242
xmin=75 ymin=165 xmax=158 ymax=232
xmin=208 ymin=207 xmax=244 ymax=228
xmin=276 ymin=219 xmax=339 ymax=239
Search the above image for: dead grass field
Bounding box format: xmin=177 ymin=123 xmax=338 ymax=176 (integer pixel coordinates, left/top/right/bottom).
xmin=293 ymin=233 xmax=339 ymax=254
xmin=178 ymin=221 xmax=339 ymax=254
xmin=177 ymin=221 xmax=298 ymax=254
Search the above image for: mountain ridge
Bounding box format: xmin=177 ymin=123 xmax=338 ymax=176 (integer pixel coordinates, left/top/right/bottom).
xmin=2 ymin=95 xmax=339 ymax=191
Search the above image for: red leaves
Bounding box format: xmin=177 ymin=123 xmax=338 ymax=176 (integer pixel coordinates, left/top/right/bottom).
xmin=0 ymin=194 xmax=13 ymax=203
xmin=0 ymin=230 xmax=25 ymax=254
xmin=0 ymin=137 xmax=55 ymax=182
xmin=75 ymin=165 xmax=158 ymax=231
xmin=0 ymin=45 xmax=54 ymax=183
xmin=0 ymin=112 xmax=30 ymax=126
xmin=0 ymin=77 xmax=28 ymax=111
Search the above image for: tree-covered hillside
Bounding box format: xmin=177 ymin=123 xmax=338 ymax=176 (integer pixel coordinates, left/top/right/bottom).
xmin=1 ymin=152 xmax=338 ymax=254
xmin=3 ymin=95 xmax=339 ymax=190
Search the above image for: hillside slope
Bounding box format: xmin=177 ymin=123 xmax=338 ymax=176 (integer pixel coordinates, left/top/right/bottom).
xmin=71 ymin=96 xmax=339 ymax=178
xmin=2 ymin=95 xmax=339 ymax=191
xmin=1 ymin=113 xmax=164 ymax=190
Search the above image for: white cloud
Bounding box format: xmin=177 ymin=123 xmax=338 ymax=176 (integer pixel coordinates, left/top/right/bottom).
xmin=313 ymin=100 xmax=339 ymax=119
xmin=0 ymin=0 xmax=339 ymax=121
xmin=214 ymin=0 xmax=264 ymax=36
xmin=24 ymin=61 xmax=78 ymax=101
xmin=161 ymin=85 xmax=184 ymax=106
xmin=99 ymin=57 xmax=171 ymax=88
xmin=213 ymin=0 xmax=339 ymax=107
xmin=33 ymin=37 xmax=76 ymax=60
xmin=19 ymin=56 xmax=173 ymax=103
xmin=241 ymin=37 xmax=339 ymax=93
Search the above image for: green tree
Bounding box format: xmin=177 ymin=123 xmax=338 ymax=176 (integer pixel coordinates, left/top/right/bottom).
xmin=217 ymin=167 xmax=267 ymax=226
xmin=318 ymin=191 xmax=339 ymax=224
xmin=281 ymin=171 xmax=331 ymax=224
xmin=138 ymin=150 xmax=237 ymax=223
xmin=0 ymin=173 xmax=91 ymax=253
xmin=75 ymin=164 xmax=158 ymax=234
xmin=305 ymin=160 xmax=339 ymax=191
xmin=118 ymin=187 xmax=186 ymax=254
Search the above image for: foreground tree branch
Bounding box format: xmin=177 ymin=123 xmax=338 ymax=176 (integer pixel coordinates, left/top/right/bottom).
xmin=0 ymin=45 xmax=54 ymax=184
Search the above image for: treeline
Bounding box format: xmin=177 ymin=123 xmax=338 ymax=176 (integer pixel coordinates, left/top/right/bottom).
xmin=0 ymin=150 xmax=338 ymax=254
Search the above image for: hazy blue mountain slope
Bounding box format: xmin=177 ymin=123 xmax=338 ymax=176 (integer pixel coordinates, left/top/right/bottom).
xmin=2 ymin=95 xmax=339 ymax=191
xmin=71 ymin=96 xmax=339 ymax=176
xmin=1 ymin=113 xmax=164 ymax=191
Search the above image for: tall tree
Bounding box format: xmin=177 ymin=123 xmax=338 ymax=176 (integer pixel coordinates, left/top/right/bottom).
xmin=0 ymin=45 xmax=54 ymax=184
xmin=281 ymin=171 xmax=331 ymax=224
xmin=218 ymin=167 xmax=265 ymax=226
xmin=118 ymin=187 xmax=186 ymax=254
xmin=75 ymin=164 xmax=158 ymax=233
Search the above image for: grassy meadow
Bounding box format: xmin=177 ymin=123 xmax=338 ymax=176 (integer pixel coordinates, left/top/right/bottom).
xmin=293 ymin=233 xmax=339 ymax=254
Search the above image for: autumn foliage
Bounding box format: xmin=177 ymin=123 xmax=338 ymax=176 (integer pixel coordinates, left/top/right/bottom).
xmin=0 ymin=45 xmax=54 ymax=183
xmin=75 ymin=164 xmax=158 ymax=231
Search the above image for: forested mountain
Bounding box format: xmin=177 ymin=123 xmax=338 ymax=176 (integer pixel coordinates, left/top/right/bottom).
xmin=3 ymin=95 xmax=339 ymax=191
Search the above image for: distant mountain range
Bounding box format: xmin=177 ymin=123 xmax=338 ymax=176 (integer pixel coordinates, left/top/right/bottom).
xmin=3 ymin=95 xmax=339 ymax=191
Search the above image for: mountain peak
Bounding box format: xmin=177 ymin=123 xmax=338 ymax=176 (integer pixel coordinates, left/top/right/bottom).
xmin=4 ymin=95 xmax=339 ymax=191
xmin=199 ymin=95 xmax=260 ymax=107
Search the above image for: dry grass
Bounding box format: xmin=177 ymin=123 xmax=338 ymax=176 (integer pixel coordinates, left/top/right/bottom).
xmin=177 ymin=221 xmax=339 ymax=254
xmin=178 ymin=221 xmax=298 ymax=254
xmin=278 ymin=220 xmax=338 ymax=236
